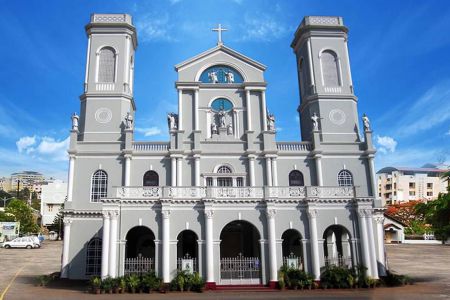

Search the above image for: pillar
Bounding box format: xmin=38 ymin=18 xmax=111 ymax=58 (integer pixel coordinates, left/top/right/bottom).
xmin=271 ymin=158 xmax=278 ymax=186
xmin=109 ymin=211 xmax=118 ymax=277
xmin=177 ymin=157 xmax=182 ymax=186
xmin=245 ymin=89 xmax=252 ymax=131
xmin=178 ymin=89 xmax=183 ymax=130
xmin=194 ymin=156 xmax=200 ymax=186
xmin=307 ymin=209 xmax=320 ymax=280
xmin=194 ymin=89 xmax=199 ymax=131
xmin=259 ymin=239 xmax=267 ymax=284
xmin=162 ymin=209 xmax=171 ymax=283
xmin=368 ymin=156 xmax=377 ymax=197
xmin=266 ymin=209 xmax=278 ymax=287
xmin=124 ymin=155 xmax=131 ymax=186
xmin=265 ymin=157 xmax=273 ymax=187
xmin=315 ymin=155 xmax=323 ymax=186
xmin=248 ymin=156 xmax=255 ymax=186
xmin=61 ymin=218 xmax=72 ymax=278
xmin=358 ymin=209 xmax=372 ymax=277
xmin=367 ymin=213 xmax=379 ymax=279
xmin=171 ymin=157 xmax=177 ymax=187
xmin=205 ymin=209 xmax=215 ymax=288
xmin=67 ymin=155 xmax=75 ymax=202
xmin=375 ymin=215 xmax=386 ymax=275
xmin=101 ymin=212 xmax=111 ymax=278
xmin=261 ymin=90 xmax=268 ymax=131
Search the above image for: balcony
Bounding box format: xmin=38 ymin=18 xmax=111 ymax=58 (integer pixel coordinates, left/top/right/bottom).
xmin=112 ymin=186 xmax=356 ymax=201
xmin=276 ymin=142 xmax=312 ymax=152
xmin=133 ymin=142 xmax=169 ymax=152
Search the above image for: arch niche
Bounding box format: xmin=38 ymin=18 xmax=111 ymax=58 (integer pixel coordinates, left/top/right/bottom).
xmin=177 ymin=230 xmax=199 ymax=272
xmin=322 ymin=225 xmax=353 ymax=267
xmin=281 ymin=229 xmax=304 ymax=270
xmin=125 ymin=226 xmax=156 ymax=275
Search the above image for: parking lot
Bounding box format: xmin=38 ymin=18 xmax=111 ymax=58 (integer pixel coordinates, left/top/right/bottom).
xmin=0 ymin=241 xmax=449 ymax=299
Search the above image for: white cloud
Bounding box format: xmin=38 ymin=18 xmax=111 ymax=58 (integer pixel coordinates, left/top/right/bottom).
xmin=446 ymin=128 xmax=450 ymax=136
xmin=136 ymin=14 xmax=175 ymax=42
xmin=375 ymin=135 xmax=397 ymax=154
xmin=240 ymin=14 xmax=288 ymax=42
xmin=135 ymin=127 xmax=162 ymax=137
xmin=16 ymin=135 xmax=36 ymax=153
xmin=36 ymin=136 xmax=69 ymax=161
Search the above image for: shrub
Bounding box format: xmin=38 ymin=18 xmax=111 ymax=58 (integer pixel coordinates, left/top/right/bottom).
xmin=101 ymin=276 xmax=114 ymax=293
xmin=320 ymin=265 xmax=353 ymax=289
xmin=191 ymin=272 xmax=205 ymax=292
xmin=170 ymin=271 xmax=204 ymax=292
xmin=89 ymin=276 xmax=102 ymax=293
xmin=381 ymin=271 xmax=412 ymax=287
xmin=36 ymin=275 xmax=51 ymax=287
xmin=141 ymin=272 xmax=162 ymax=293
xmin=278 ymin=266 xmax=314 ymax=290
xmin=125 ymin=274 xmax=140 ymax=293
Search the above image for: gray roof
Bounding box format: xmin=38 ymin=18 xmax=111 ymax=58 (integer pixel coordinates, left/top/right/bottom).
xmin=377 ymin=166 xmax=445 ymax=174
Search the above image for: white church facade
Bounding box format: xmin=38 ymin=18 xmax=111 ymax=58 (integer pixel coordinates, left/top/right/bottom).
xmin=61 ymin=14 xmax=386 ymax=288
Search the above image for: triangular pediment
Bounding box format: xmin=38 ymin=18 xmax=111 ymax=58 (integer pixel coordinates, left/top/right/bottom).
xmin=175 ymin=44 xmax=266 ymax=72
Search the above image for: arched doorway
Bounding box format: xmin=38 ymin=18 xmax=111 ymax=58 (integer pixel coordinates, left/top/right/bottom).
xmin=125 ymin=226 xmax=155 ymax=275
xmin=177 ymin=230 xmax=198 ymax=273
xmin=143 ymin=171 xmax=159 ymax=186
xmin=281 ymin=229 xmax=303 ymax=270
xmin=323 ymin=225 xmax=352 ymax=268
xmin=219 ymin=220 xmax=261 ymax=284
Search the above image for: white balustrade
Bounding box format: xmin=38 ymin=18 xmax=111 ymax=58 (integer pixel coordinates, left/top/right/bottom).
xmin=306 ymin=186 xmax=354 ymax=198
xmin=267 ymin=186 xmax=306 ymax=198
xmin=276 ymin=142 xmax=312 ymax=151
xmin=133 ymin=142 xmax=169 ymax=152
xmin=96 ymin=83 xmax=115 ymax=91
xmin=208 ymin=187 xmax=264 ymax=199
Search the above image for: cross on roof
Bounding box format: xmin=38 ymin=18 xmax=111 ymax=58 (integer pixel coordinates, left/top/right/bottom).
xmin=212 ymin=24 xmax=228 ymax=45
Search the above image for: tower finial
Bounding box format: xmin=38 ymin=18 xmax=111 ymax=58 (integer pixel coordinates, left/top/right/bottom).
xmin=212 ymin=24 xmax=228 ymax=45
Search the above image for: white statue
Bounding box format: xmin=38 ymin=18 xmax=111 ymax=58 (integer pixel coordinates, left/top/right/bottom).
xmin=311 ymin=112 xmax=319 ymax=131
xmin=208 ymin=71 xmax=218 ymax=83
xmin=218 ymin=109 xmax=226 ymax=128
xmin=362 ymin=113 xmax=371 ymax=131
xmin=227 ymin=123 xmax=233 ymax=135
xmin=211 ymin=122 xmax=218 ymax=134
xmin=124 ymin=112 xmax=133 ymax=129
xmin=167 ymin=113 xmax=178 ymax=130
xmin=225 ymin=71 xmax=234 ymax=83
xmin=71 ymin=113 xmax=79 ymax=131
xmin=267 ymin=113 xmax=275 ymax=131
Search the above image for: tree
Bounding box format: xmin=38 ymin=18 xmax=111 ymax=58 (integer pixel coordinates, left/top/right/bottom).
xmin=441 ymin=170 xmax=450 ymax=189
xmin=5 ymin=199 xmax=39 ymax=234
xmin=0 ymin=211 xmax=15 ymax=222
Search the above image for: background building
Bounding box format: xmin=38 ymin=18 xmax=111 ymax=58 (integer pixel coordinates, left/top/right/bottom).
xmin=40 ymin=180 xmax=67 ymax=226
xmin=9 ymin=171 xmax=44 ymax=192
xmin=377 ymin=165 xmax=447 ymax=205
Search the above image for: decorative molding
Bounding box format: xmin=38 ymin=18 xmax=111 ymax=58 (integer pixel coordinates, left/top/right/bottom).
xmin=307 ymin=208 xmax=318 ymax=218
xmin=204 ymin=209 xmax=214 ymax=219
xmin=161 ymin=210 xmax=171 ymax=219
xmin=63 ymin=218 xmax=73 ymax=225
xmin=266 ymin=208 xmax=277 ymax=219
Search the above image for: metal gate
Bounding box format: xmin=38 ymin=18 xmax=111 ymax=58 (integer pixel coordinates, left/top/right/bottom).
xmin=124 ymin=256 xmax=154 ymax=276
xmin=220 ymin=254 xmax=261 ymax=284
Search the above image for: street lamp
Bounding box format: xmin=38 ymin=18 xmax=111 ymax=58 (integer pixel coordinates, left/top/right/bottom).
xmin=16 ymin=179 xmax=21 ymax=198
xmin=1 ymin=197 xmax=14 ymax=209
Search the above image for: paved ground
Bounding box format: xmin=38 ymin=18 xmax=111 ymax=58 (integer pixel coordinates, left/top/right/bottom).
xmin=0 ymin=241 xmax=449 ymax=299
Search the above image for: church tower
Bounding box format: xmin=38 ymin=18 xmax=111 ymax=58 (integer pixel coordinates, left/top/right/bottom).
xmin=291 ymin=17 xmax=360 ymax=143
xmin=78 ymin=14 xmax=137 ymax=142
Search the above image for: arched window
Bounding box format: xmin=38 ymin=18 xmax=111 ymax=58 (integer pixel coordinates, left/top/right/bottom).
xmin=338 ymin=170 xmax=353 ymax=186
xmin=91 ymin=170 xmax=108 ymax=202
xmin=199 ymin=65 xmax=244 ymax=83
xmin=320 ymin=50 xmax=340 ymax=87
xmin=85 ymin=238 xmax=102 ymax=275
xmin=299 ymin=58 xmax=308 ymax=96
xmin=143 ymin=171 xmax=159 ymax=186
xmin=98 ymin=47 xmax=116 ymax=83
xmin=289 ymin=170 xmax=304 ymax=186
xmin=217 ymin=166 xmax=232 ymax=174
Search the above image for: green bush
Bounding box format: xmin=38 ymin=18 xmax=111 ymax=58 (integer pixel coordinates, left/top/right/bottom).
xmin=170 ymin=271 xmax=204 ymax=292
xmin=125 ymin=274 xmax=140 ymax=293
xmin=278 ymin=265 xmax=314 ymax=290
xmin=381 ymin=271 xmax=412 ymax=287
xmin=141 ymin=272 xmax=162 ymax=293
xmin=101 ymin=276 xmax=114 ymax=293
xmin=320 ymin=266 xmax=353 ymax=289
xmin=89 ymin=276 xmax=102 ymax=291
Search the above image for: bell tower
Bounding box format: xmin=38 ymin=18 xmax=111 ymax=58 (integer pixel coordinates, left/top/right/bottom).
xmin=291 ymin=16 xmax=360 ymax=143
xmin=78 ymin=14 xmax=137 ymax=142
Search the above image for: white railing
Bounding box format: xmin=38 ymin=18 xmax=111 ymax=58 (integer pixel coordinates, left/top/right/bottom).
xmin=220 ymin=254 xmax=261 ymax=284
xmin=276 ymin=142 xmax=312 ymax=151
xmin=124 ymin=256 xmax=154 ymax=276
xmin=96 ymin=83 xmax=115 ymax=91
xmin=113 ymin=186 xmax=356 ymax=200
xmin=177 ymin=256 xmax=198 ymax=273
xmin=133 ymin=142 xmax=169 ymax=152
xmin=283 ymin=254 xmax=303 ymax=270
xmin=324 ymin=256 xmax=352 ymax=268
xmin=324 ymin=86 xmax=342 ymax=93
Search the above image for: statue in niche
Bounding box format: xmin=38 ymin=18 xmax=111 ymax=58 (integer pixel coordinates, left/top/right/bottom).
xmin=167 ymin=112 xmax=178 ymax=130
xmin=225 ymin=71 xmax=234 ymax=83
xmin=125 ymin=112 xmax=133 ymax=129
xmin=211 ymin=122 xmax=218 ymax=135
xmin=218 ymin=109 xmax=226 ymax=128
xmin=227 ymin=123 xmax=233 ymax=135
xmin=362 ymin=113 xmax=371 ymax=131
xmin=267 ymin=113 xmax=275 ymax=131
xmin=71 ymin=113 xmax=79 ymax=131
xmin=208 ymin=71 xmax=218 ymax=83
xmin=311 ymin=112 xmax=320 ymax=131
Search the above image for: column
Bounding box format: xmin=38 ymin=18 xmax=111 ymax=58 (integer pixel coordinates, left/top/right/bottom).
xmin=204 ymin=209 xmax=215 ymax=285
xmin=162 ymin=209 xmax=171 ymax=283
xmin=271 ymin=158 xmax=278 ymax=186
xmin=245 ymin=89 xmax=252 ymax=131
xmin=315 ymin=155 xmax=323 ymax=186
xmin=259 ymin=240 xmax=267 ymax=284
xmin=301 ymin=239 xmax=309 ymax=273
xmin=101 ymin=212 xmax=111 ymax=278
xmin=171 ymin=157 xmax=177 ymax=187
xmin=177 ymin=157 xmax=182 ymax=186
xmin=368 ymin=156 xmax=377 ymax=197
xmin=109 ymin=211 xmax=118 ymax=277
xmin=358 ymin=209 xmax=372 ymax=277
xmin=194 ymin=89 xmax=199 ymax=131
xmin=61 ymin=218 xmax=72 ymax=278
xmin=265 ymin=157 xmax=272 ymax=187
xmin=266 ymin=209 xmax=278 ymax=285
xmin=178 ymin=89 xmax=183 ymax=130
xmin=375 ymin=215 xmax=386 ymax=275
xmin=307 ymin=39 xmax=315 ymax=86
xmin=124 ymin=155 xmax=131 ymax=186
xmin=194 ymin=156 xmax=201 ymax=186
xmin=67 ymin=155 xmax=75 ymax=202
xmin=261 ymin=90 xmax=268 ymax=131
xmin=248 ymin=156 xmax=255 ymax=187
xmin=124 ymin=36 xmax=131 ymax=91
xmin=367 ymin=213 xmax=379 ymax=279
xmin=307 ymin=209 xmax=320 ymax=280
xmin=84 ymin=36 xmax=91 ymax=91
xmin=233 ymin=110 xmax=238 ymax=138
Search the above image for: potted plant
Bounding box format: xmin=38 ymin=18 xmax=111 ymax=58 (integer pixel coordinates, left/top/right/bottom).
xmin=89 ymin=276 xmax=102 ymax=294
xmin=191 ymin=272 xmax=205 ymax=293
xmin=118 ymin=277 xmax=126 ymax=294
xmin=185 ymin=273 xmax=194 ymax=292
xmin=176 ymin=271 xmax=186 ymax=292
xmin=102 ymin=277 xmax=113 ymax=294
xmin=125 ymin=274 xmax=140 ymax=293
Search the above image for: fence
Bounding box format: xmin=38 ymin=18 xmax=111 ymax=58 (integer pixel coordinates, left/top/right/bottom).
xmin=220 ymin=254 xmax=261 ymax=283
xmin=124 ymin=256 xmax=154 ymax=276
xmin=283 ymin=254 xmax=303 ymax=270
xmin=176 ymin=256 xmax=198 ymax=273
xmin=324 ymin=256 xmax=352 ymax=268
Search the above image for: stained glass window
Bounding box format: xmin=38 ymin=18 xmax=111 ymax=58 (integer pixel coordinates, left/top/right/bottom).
xmin=211 ymin=98 xmax=233 ymax=112
xmin=199 ymin=65 xmax=243 ymax=83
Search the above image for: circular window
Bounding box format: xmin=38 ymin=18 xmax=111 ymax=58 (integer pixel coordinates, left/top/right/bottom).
xmin=211 ymin=98 xmax=233 ymax=112
xmin=329 ymin=109 xmax=346 ymax=125
xmin=95 ymin=108 xmax=113 ymax=124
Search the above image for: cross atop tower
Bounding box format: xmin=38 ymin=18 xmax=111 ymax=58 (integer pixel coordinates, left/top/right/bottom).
xmin=212 ymin=24 xmax=227 ymax=45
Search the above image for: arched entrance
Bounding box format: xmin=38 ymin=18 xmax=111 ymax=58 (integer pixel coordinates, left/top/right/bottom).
xmin=281 ymin=229 xmax=304 ymax=270
xmin=219 ymin=220 xmax=261 ymax=284
xmin=125 ymin=226 xmax=155 ymax=275
xmin=177 ymin=230 xmax=198 ymax=273
xmin=323 ymin=225 xmax=352 ymax=268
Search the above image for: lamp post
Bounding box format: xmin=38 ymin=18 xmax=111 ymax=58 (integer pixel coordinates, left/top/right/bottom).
xmin=2 ymin=197 xmax=13 ymax=209
xmin=16 ymin=179 xmax=21 ymax=198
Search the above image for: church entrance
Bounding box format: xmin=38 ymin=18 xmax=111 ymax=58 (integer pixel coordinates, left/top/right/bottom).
xmin=124 ymin=226 xmax=155 ymax=275
xmin=219 ymin=220 xmax=261 ymax=285
xmin=177 ymin=230 xmax=198 ymax=273
xmin=323 ymin=225 xmax=353 ymax=268
xmin=281 ymin=229 xmax=304 ymax=270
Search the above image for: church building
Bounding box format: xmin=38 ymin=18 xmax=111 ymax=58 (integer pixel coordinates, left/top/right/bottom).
xmin=61 ymin=14 xmax=386 ymax=288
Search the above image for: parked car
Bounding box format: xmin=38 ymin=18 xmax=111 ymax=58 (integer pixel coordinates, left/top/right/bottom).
xmin=3 ymin=237 xmax=39 ymax=249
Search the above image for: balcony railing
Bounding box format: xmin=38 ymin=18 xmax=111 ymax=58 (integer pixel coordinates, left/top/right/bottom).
xmin=133 ymin=142 xmax=169 ymax=152
xmin=113 ymin=186 xmax=356 ymax=200
xmin=276 ymin=142 xmax=312 ymax=152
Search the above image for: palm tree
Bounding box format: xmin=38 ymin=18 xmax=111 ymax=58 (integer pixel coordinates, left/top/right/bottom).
xmin=441 ymin=170 xmax=450 ymax=191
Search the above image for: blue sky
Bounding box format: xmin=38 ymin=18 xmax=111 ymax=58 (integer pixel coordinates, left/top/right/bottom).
xmin=1 ymin=0 xmax=449 ymax=180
